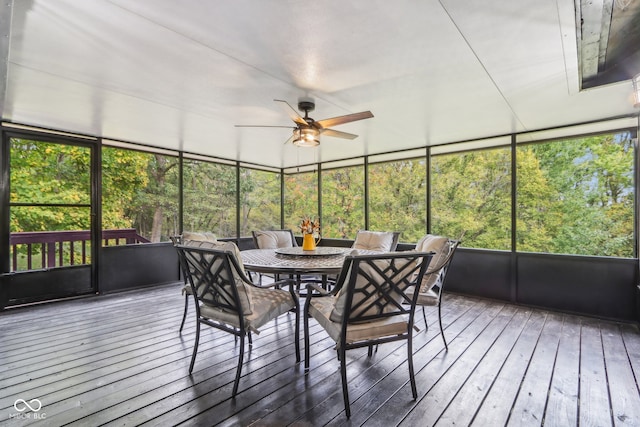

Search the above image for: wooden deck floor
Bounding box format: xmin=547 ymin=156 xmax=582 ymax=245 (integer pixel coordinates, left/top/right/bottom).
xmin=1 ymin=282 xmax=640 ymax=426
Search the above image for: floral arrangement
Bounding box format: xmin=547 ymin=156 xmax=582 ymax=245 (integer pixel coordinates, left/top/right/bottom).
xmin=299 ymin=217 xmax=321 ymax=236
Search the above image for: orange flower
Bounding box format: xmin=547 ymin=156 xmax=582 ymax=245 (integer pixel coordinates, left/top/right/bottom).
xmin=299 ymin=217 xmax=321 ymax=235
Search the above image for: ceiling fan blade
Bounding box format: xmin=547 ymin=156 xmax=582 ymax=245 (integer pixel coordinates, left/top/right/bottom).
xmin=274 ymin=99 xmax=308 ymax=127
xmin=235 ymin=125 xmax=295 ymax=129
xmin=315 ymin=111 xmax=374 ymax=129
xmin=320 ymin=128 xmax=358 ymax=140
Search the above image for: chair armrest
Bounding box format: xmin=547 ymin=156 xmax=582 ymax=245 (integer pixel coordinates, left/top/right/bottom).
xmin=247 ymin=277 xmax=295 ymax=289
xmin=305 ymin=283 xmax=332 ymax=297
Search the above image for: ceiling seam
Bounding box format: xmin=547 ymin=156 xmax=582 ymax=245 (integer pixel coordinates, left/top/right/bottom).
xmin=104 ymin=0 xmax=300 ymax=93
xmin=437 ymin=0 xmax=528 ymax=132
xmin=7 ymin=61 xmax=235 ymax=124
xmin=103 ymin=1 xmax=360 ymax=116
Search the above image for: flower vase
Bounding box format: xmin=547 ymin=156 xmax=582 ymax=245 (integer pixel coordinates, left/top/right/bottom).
xmin=302 ymin=233 xmax=317 ymax=251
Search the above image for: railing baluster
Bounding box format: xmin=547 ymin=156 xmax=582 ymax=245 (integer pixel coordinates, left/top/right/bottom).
xmin=9 ymin=229 xmax=149 ymax=271
xmin=12 ymin=244 xmax=18 ymax=271
xmin=47 ymin=242 xmax=55 ymax=268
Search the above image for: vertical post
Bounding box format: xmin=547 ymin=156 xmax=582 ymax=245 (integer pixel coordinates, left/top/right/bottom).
xmin=280 ymin=168 xmax=285 ymax=229
xmin=178 ymin=153 xmax=184 ymax=236
xmin=93 ymin=138 xmax=102 ymax=293
xmin=364 ymin=156 xmax=369 ymax=230
xmin=634 ymin=116 xmax=639 ymax=321
xmin=426 ymin=146 xmax=431 ymax=234
xmin=510 ymin=133 xmax=517 ymax=303
xmin=0 ymin=127 xmax=9 ymax=274
xmin=317 ymin=162 xmax=322 ymax=227
xmin=236 ymin=161 xmax=241 ymax=243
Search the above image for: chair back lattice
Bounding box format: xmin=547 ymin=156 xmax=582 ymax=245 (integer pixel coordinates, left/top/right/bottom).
xmin=338 ymin=252 xmax=432 ymax=324
xmin=424 ymin=239 xmax=461 ymax=293
xmin=176 ymin=245 xmax=246 ymax=315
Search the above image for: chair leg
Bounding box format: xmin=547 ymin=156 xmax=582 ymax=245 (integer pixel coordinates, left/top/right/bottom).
xmin=294 ymin=298 xmax=301 ymax=363
xmin=407 ymin=335 xmax=418 ymax=399
xmin=248 ymin=331 xmax=253 ymax=346
xmin=304 ymin=304 xmax=311 ymax=371
xmin=179 ymin=293 xmax=189 ymax=333
xmin=368 ymin=345 xmax=373 ymax=357
xmin=422 ymin=306 xmax=428 ymax=331
xmin=188 ymin=319 xmax=201 ymax=374
xmin=232 ymin=335 xmax=245 ymax=397
xmin=339 ymin=347 xmax=351 ymax=418
xmin=438 ymin=300 xmax=448 ymax=351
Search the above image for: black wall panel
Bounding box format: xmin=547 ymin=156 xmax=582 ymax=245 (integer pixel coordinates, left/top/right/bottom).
xmin=100 ymin=243 xmax=179 ymax=293
xmin=446 ymin=249 xmax=512 ymax=301
xmin=517 ymin=254 xmax=637 ymax=321
xmin=2 ymin=266 xmax=92 ymax=307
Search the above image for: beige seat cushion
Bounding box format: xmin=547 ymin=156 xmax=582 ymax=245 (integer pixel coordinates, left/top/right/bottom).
xmin=199 ymin=285 xmax=294 ymax=333
xmin=407 ymin=288 xmax=439 ymax=306
xmin=415 ymin=235 xmax=449 ymax=292
xmin=254 ymin=230 xmax=294 ymax=249
xmin=310 ymin=295 xmax=409 ymax=344
xmin=182 ymin=240 xmax=252 ymax=314
xmin=182 ymin=231 xmax=218 ymax=242
xmin=352 ymin=231 xmax=395 ymax=252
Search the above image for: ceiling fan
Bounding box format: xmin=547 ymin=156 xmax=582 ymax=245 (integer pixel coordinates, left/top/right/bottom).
xmin=235 ymin=98 xmax=374 ymax=147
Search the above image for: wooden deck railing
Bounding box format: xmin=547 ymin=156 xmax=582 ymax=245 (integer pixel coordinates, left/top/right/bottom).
xmin=10 ymin=229 xmax=150 ymax=271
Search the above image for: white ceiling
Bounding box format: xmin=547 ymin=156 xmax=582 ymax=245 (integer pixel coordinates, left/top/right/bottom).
xmin=1 ymin=0 xmax=638 ymax=169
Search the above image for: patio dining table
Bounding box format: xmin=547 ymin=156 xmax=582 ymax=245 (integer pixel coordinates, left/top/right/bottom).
xmin=240 ymin=246 xmax=355 ymax=278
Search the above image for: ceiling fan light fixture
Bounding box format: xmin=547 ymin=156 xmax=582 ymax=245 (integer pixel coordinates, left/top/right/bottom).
xmin=293 ymin=127 xmax=320 ymax=147
xmin=633 ymin=73 xmax=640 ymax=108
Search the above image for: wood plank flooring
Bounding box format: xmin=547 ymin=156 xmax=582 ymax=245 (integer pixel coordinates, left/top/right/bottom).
xmin=1 ymin=282 xmax=639 ymax=426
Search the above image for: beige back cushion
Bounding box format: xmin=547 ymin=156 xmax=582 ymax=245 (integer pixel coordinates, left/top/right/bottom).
xmin=254 ymin=230 xmax=294 ymax=249
xmin=352 ymin=231 xmax=395 ymax=252
xmin=182 ymin=231 xmax=218 ymax=243
xmin=329 ymin=255 xmax=416 ymax=323
xmin=415 ymin=234 xmax=450 ymax=292
xmin=182 ymin=240 xmax=252 ymax=314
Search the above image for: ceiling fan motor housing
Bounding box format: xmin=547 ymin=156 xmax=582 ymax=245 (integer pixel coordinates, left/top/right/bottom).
xmin=298 ymin=100 xmax=315 ymax=113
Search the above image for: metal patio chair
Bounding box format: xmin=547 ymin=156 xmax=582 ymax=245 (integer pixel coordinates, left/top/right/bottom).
xmin=411 ymin=234 xmax=461 ymax=351
xmin=303 ymin=251 xmax=433 ymax=418
xmin=175 ymin=240 xmax=300 ymax=397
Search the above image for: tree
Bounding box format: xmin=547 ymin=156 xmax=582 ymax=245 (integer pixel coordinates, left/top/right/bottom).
xmin=322 ymin=166 xmax=364 ymax=239
xmin=369 ymin=159 xmax=426 ymax=242
xmin=431 ymin=149 xmax=511 ymax=250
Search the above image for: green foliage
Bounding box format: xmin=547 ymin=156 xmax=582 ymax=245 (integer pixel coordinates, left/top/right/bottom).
xmin=284 ymin=172 xmax=318 ymax=232
xmin=183 ymin=160 xmax=236 ymax=238
xmin=322 ymin=166 xmax=364 ymax=239
xmin=8 ymin=131 xmax=635 ymax=259
xmin=369 ymin=159 xmax=426 ymax=242
xmin=517 ymin=133 xmax=634 ymax=256
xmin=431 ymin=149 xmax=511 ymax=250
xmin=239 ymin=168 xmax=281 ymax=236
xmin=129 ymin=154 xmax=179 ymax=242
xmin=10 ymin=139 xmax=91 ymax=233
xmin=102 ymin=147 xmax=150 ymax=230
